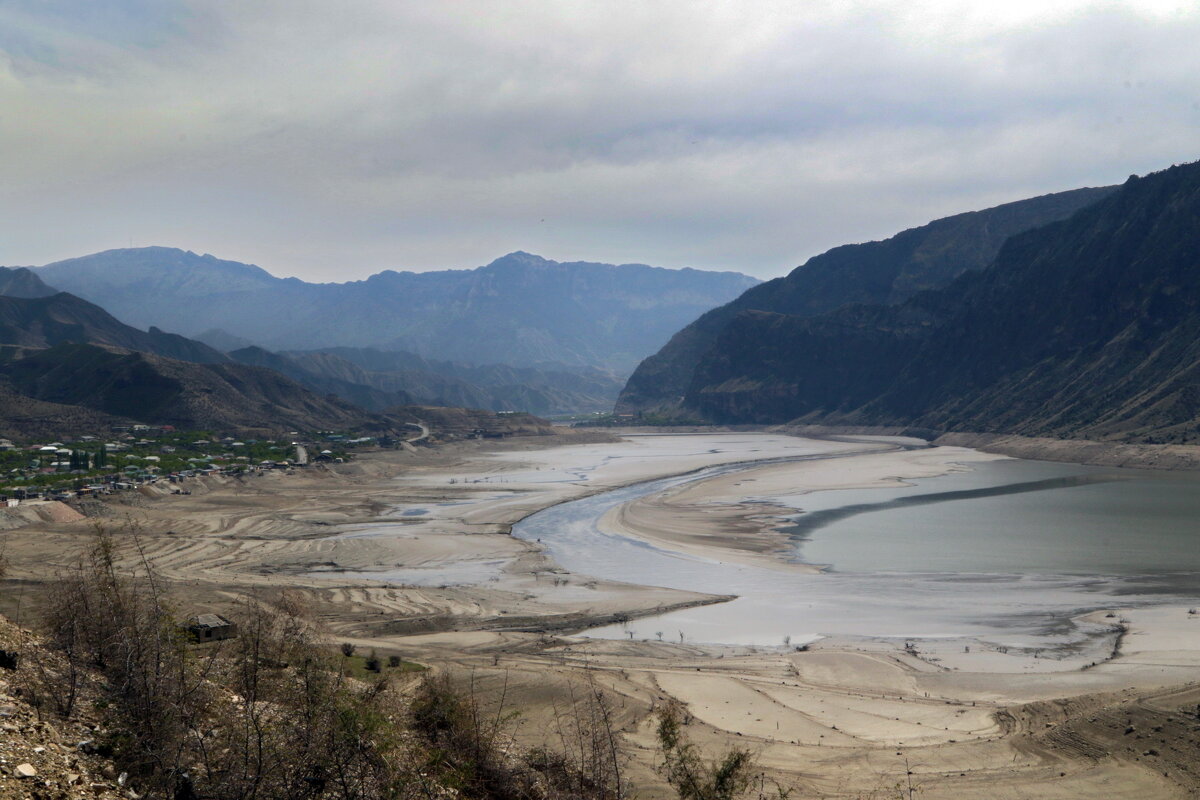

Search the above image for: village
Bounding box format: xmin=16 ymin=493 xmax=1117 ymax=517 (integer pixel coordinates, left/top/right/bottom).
xmin=0 ymin=424 xmax=375 ymax=508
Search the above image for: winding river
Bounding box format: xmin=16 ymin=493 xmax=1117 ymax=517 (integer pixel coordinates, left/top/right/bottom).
xmin=511 ymin=449 xmax=1200 ymax=650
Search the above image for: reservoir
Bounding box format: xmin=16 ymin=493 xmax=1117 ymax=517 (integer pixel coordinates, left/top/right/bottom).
xmin=790 ymin=458 xmax=1200 ymax=577
xmin=511 ymin=448 xmax=1200 ymax=649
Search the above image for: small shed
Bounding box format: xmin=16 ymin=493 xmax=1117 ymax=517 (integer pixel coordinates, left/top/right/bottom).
xmin=187 ymin=613 xmax=237 ymax=642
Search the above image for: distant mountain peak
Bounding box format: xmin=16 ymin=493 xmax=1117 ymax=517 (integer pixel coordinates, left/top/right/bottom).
xmin=33 ymin=248 xmax=758 ymax=373
xmin=492 ymin=250 xmax=546 ymax=262
xmin=42 ymin=247 xmax=280 ymax=284
xmin=483 ymin=251 xmax=559 ymax=272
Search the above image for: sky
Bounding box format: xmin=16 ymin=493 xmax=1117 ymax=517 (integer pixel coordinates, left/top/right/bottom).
xmin=1 ymin=0 xmax=1198 ymax=281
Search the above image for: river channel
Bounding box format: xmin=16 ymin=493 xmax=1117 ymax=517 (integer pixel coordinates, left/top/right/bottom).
xmin=511 ymin=449 xmax=1200 ymax=650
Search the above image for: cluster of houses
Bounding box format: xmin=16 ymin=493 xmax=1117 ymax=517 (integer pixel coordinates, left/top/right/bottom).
xmin=0 ymin=427 xmax=374 ymax=507
xmin=0 ymin=459 xmax=304 ymax=506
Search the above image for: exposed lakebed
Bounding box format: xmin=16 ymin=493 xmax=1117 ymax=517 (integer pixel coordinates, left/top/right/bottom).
xmin=512 ymin=449 xmax=1200 ymax=650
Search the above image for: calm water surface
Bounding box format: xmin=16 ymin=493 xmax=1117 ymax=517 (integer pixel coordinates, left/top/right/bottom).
xmin=512 ymin=454 xmax=1200 ymax=647
xmin=791 ymin=459 xmax=1200 ymax=576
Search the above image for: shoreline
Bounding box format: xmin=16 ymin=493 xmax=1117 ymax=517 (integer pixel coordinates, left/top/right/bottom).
xmin=935 ymin=431 xmax=1200 ymax=471
xmin=593 ymin=444 xmax=1008 ymax=574
xmin=775 ymin=422 xmax=1200 ymax=471
xmin=3 ymin=429 xmax=1200 ymax=796
xmin=0 ymin=430 xmax=866 ymax=640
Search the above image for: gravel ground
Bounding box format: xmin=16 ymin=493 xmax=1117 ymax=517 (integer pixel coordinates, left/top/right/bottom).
xmin=0 ymin=619 xmax=125 ymax=800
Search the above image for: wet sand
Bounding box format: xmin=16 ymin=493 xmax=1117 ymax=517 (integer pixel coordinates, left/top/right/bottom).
xmin=598 ymin=444 xmax=1008 ymax=570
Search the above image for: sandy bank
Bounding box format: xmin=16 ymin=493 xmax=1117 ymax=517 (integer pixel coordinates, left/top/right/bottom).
xmin=0 ymin=431 xmax=870 ymax=643
xmin=774 ymin=422 xmax=1200 ymax=472
xmin=598 ymin=445 xmax=1007 ymax=570
xmin=3 ymin=429 xmax=1199 ymax=797
xmin=935 ymin=431 xmax=1200 ymax=471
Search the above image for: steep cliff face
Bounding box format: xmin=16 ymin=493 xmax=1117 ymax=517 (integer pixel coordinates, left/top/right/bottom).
xmin=618 ymin=185 xmax=1116 ymax=413
xmin=686 ymin=161 xmax=1200 ymax=444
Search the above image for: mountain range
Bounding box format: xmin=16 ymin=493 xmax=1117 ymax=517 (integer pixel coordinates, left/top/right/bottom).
xmin=31 ymin=249 xmax=759 ymax=373
xmin=679 ymin=161 xmax=1200 ymax=444
xmin=3 ymin=247 xmax=766 ymax=417
xmin=8 ymin=160 xmax=1200 ymax=446
xmin=0 ymin=288 xmax=608 ymax=434
xmin=0 ymin=249 xmax=754 ymax=435
xmin=617 ymin=185 xmax=1116 ymax=413
xmin=0 ymin=290 xmax=387 ymax=434
xmin=0 ymin=289 xmax=566 ymax=438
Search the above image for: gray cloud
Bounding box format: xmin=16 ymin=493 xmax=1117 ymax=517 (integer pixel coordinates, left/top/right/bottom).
xmin=1 ymin=0 xmax=1198 ymax=280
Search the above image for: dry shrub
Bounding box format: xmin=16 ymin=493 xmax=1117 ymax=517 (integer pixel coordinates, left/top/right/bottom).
xmin=531 ymin=674 xmax=626 ymax=800
xmin=43 ymin=529 xmax=213 ymax=796
xmin=39 ymin=530 xmax=408 ymax=799
xmin=409 ymin=671 xmax=626 ymax=800
xmin=409 ymin=672 xmax=536 ymax=799
xmin=200 ymin=593 xmax=403 ymax=799
xmin=656 ymin=701 xmax=791 ymax=800
xmin=32 ymin=528 xmax=632 ymax=800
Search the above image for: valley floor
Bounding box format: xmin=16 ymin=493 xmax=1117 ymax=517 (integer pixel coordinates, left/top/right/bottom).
xmin=2 ymin=429 xmax=1199 ymax=798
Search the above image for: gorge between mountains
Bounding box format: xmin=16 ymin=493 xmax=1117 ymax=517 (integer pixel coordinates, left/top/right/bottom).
xmin=4 ymin=161 xmax=1200 ymax=800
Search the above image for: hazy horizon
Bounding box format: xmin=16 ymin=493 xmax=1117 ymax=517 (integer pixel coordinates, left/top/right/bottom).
xmin=20 ymin=245 xmax=766 ymax=283
xmin=2 ymin=1 xmax=1197 ymax=281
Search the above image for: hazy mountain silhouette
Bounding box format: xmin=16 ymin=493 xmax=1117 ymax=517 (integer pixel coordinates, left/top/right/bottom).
xmin=0 ymin=292 xmax=228 ymax=364
xmin=35 ymin=249 xmax=758 ymax=373
xmin=0 ymin=266 xmax=57 ymax=299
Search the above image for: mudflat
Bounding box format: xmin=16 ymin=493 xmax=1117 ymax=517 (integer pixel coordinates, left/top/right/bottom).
xmin=2 ymin=429 xmax=1199 ymax=799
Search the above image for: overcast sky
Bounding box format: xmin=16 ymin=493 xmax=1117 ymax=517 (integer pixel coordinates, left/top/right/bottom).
xmin=2 ymin=0 xmax=1198 ymax=281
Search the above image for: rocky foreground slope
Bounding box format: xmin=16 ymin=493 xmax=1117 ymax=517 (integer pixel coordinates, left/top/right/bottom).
xmin=0 ymin=618 xmax=128 ymax=800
